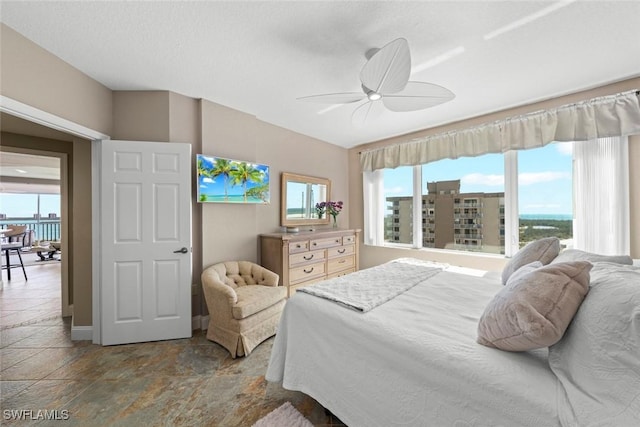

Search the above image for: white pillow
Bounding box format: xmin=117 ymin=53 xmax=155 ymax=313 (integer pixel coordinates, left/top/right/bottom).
xmin=550 ymin=248 xmax=632 ymax=265
xmin=549 ymin=262 xmax=640 ymax=426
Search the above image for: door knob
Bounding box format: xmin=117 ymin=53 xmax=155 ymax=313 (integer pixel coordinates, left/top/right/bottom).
xmin=173 ymin=247 xmax=188 ymax=254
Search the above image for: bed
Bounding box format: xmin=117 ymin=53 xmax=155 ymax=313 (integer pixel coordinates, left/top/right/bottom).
xmin=265 ymin=255 xmax=640 ymax=427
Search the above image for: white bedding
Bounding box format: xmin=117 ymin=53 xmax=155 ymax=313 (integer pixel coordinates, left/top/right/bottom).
xmin=298 ymin=259 xmax=442 ymax=312
xmin=266 ymin=259 xmax=561 ymax=427
xmin=549 ymin=262 xmax=640 ymax=426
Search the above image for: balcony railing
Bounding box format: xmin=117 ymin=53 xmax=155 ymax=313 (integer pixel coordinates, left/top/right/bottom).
xmin=454 ymin=202 xmax=484 ymax=208
xmin=454 ymin=224 xmax=483 ymax=229
xmin=454 ymin=233 xmax=483 ymax=240
xmin=0 ymin=218 xmax=61 ymax=242
xmin=454 ymin=213 xmax=483 ymax=219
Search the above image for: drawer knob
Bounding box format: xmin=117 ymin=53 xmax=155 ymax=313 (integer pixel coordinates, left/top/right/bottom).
xmin=303 ymin=254 xmax=314 ymax=260
xmin=303 ymin=267 xmax=314 ymax=274
xmin=312 ymin=242 xmax=317 ymax=246
xmin=337 ymin=249 xmax=346 ymax=254
xmin=339 ymin=259 xmax=346 ymax=264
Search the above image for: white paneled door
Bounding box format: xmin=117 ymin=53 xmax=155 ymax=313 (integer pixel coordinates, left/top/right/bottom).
xmin=100 ymin=140 xmax=192 ymax=345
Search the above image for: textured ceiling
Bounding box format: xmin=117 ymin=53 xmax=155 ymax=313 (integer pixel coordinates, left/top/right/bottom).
xmin=1 ymin=1 xmax=639 ymax=148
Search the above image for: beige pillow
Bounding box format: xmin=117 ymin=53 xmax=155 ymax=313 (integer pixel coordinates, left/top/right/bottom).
xmin=501 ymin=237 xmax=560 ymax=285
xmin=478 ymin=261 xmax=592 ymax=352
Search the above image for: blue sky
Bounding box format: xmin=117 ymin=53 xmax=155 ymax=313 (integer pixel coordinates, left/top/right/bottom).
xmin=384 ymin=142 xmax=573 ymax=215
xmin=0 ymin=194 xmax=61 ymax=218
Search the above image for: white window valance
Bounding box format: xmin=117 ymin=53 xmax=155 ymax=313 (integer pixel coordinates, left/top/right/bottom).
xmin=360 ymin=89 xmax=640 ymax=172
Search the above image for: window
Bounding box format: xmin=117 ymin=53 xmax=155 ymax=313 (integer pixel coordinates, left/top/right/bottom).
xmin=0 ymin=193 xmax=61 ymax=241
xmin=518 ymin=142 xmax=573 ymax=249
xmin=364 ymin=137 xmax=629 ymax=257
xmin=382 ymin=166 xmax=414 ymax=244
xmin=421 ymin=153 xmax=504 ymax=254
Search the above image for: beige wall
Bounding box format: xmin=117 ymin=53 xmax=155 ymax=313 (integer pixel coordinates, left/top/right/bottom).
xmin=198 ymin=100 xmax=349 ymax=318
xmin=199 ymin=99 xmax=349 ymax=269
xmin=112 ymin=91 xmax=171 ymax=141
xmin=1 ymin=24 xmax=112 ymax=135
xmin=71 ymin=140 xmax=92 ymax=325
xmin=169 ymin=92 xmax=203 ymax=311
xmin=349 ymin=78 xmax=640 ymax=269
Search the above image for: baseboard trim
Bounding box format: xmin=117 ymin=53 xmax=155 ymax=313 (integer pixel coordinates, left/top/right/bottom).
xmin=192 ymin=315 xmax=209 ymax=330
xmin=201 ymin=315 xmax=209 ymax=330
xmin=71 ymin=320 xmax=93 ymax=341
xmin=192 ymin=315 xmax=201 ymax=331
xmin=72 ymin=317 xmax=204 ymax=341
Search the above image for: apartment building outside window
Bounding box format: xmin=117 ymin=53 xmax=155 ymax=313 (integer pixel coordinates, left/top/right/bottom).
xmin=377 ymin=143 xmax=585 ymax=256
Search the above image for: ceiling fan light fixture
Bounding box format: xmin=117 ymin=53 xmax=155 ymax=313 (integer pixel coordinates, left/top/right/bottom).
xmin=299 ymin=37 xmax=454 ymax=125
xmin=367 ymin=91 xmax=382 ymax=101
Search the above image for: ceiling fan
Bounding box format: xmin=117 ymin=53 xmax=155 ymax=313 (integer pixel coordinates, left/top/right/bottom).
xmin=298 ymin=38 xmax=455 ymax=126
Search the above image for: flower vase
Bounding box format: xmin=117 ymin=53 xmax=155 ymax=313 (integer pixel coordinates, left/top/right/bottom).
xmin=332 ymin=215 xmax=338 ymax=228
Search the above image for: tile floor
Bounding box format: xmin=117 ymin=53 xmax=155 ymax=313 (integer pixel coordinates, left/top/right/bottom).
xmin=1 ymin=255 xmax=347 ymax=426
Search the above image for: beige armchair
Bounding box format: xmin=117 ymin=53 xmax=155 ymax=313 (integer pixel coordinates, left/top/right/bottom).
xmin=201 ymin=261 xmax=287 ymax=358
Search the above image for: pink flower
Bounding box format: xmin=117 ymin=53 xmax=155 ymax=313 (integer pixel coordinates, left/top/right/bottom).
xmin=327 ymin=201 xmax=343 ymax=216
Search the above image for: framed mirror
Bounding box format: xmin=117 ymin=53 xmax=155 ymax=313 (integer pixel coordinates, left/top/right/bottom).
xmin=281 ymin=172 xmax=331 ymax=229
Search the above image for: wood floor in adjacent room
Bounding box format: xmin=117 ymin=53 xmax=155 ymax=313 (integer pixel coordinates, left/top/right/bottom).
xmin=0 ymin=256 xmax=346 ymax=426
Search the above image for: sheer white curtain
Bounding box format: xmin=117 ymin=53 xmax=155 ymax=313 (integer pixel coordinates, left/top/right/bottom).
xmin=362 ymin=169 xmax=385 ymax=246
xmin=573 ymin=136 xmax=630 ymax=255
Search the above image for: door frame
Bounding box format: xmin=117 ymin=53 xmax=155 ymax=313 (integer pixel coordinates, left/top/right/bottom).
xmin=0 ymin=145 xmax=70 ymax=315
xmin=0 ymin=96 xmax=110 ymax=341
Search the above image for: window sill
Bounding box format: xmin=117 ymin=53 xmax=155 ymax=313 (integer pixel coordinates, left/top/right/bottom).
xmin=370 ymin=242 xmax=507 ymax=260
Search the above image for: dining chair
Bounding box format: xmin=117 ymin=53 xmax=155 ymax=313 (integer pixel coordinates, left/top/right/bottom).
xmin=1 ymin=226 xmax=28 ymax=281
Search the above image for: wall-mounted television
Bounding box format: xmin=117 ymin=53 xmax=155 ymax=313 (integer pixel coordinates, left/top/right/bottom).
xmin=196 ymin=154 xmax=270 ymax=204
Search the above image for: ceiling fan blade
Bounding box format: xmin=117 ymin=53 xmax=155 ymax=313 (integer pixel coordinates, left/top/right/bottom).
xmin=382 ymin=81 xmax=455 ymax=112
xmin=297 ymin=92 xmax=366 ymax=104
xmin=351 ymin=101 xmax=385 ymax=127
xmin=360 ymin=38 xmax=411 ymax=95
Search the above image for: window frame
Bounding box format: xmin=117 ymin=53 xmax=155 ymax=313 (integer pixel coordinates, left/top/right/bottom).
xmin=370 ymin=148 xmax=562 ymax=258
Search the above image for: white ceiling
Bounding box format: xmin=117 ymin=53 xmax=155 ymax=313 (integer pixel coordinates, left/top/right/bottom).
xmin=1 ymin=1 xmax=639 ymax=149
xmin=0 ymin=151 xmax=60 ymax=194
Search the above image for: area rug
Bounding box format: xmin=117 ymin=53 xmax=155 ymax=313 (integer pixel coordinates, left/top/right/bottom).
xmin=252 ymin=402 xmax=313 ymax=427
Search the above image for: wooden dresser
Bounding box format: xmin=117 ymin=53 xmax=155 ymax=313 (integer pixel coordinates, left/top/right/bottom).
xmin=260 ymin=229 xmax=361 ymax=297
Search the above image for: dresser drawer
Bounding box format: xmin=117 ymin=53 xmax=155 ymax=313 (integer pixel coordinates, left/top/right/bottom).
xmin=327 ymin=255 xmax=355 ymax=274
xmin=342 ymin=235 xmax=356 ymax=245
xmin=326 ymin=268 xmax=356 ymax=280
xmin=289 ymin=240 xmax=310 ymax=254
xmin=290 ymin=249 xmax=326 ymax=266
xmin=327 ymin=244 xmax=354 ymax=258
xmin=310 ymin=236 xmax=343 ymax=250
xmin=290 ymin=261 xmax=326 ymax=284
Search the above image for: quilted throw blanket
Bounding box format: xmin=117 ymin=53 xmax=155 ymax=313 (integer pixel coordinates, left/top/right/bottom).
xmin=298 ymin=258 xmax=442 ymax=312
